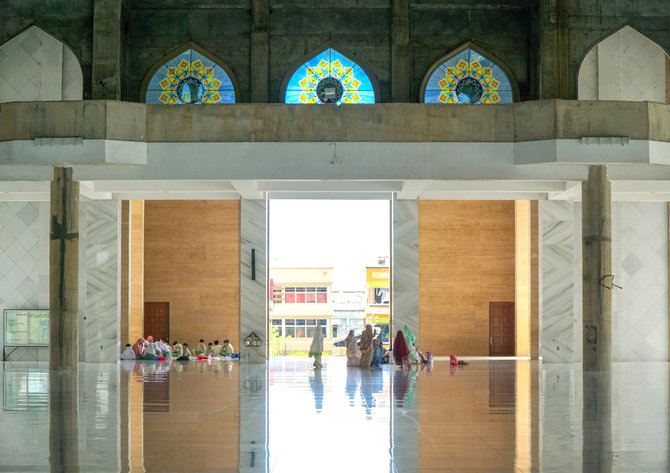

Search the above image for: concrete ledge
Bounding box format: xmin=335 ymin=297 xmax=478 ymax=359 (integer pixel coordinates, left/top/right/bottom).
xmin=0 ymin=100 xmax=667 ymax=143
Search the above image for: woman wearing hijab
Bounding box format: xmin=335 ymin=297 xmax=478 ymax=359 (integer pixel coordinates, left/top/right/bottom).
xmin=393 ymin=330 xmax=410 ymax=366
xmin=131 ymin=338 xmax=146 ymax=357
xmin=358 ymin=324 xmax=374 ymax=368
xmin=344 ymin=329 xmax=360 ymax=367
xmin=402 ymin=324 xmax=420 ymax=364
xmin=309 ymin=327 xmax=324 ymax=369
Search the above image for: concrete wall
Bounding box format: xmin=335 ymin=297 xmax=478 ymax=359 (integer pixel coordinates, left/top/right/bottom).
xmin=418 ymin=200 xmax=516 ymax=356
xmin=143 ymin=200 xmax=241 ymax=348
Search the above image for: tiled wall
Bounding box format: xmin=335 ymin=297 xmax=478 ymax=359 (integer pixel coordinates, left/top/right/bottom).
xmin=578 ymin=26 xmax=667 ymax=103
xmin=0 ymin=200 xmax=119 ymax=362
xmin=0 ymin=26 xmax=83 ymax=102
xmin=612 ymin=202 xmax=668 ymax=362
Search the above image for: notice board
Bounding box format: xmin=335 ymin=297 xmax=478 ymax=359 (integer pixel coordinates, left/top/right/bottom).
xmin=3 ymin=310 xmax=49 ymax=346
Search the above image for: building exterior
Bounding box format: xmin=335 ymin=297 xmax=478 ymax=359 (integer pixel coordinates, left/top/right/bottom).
xmin=331 ymin=289 xmax=367 ymax=339
xmin=269 ymin=267 xmax=333 ymax=354
xmin=365 ymin=262 xmax=391 ymax=345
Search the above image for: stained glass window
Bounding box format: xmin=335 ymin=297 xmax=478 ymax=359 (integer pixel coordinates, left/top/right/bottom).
xmin=285 ymin=48 xmax=375 ymax=104
xmin=145 ymin=49 xmax=235 ymax=104
xmin=424 ymin=48 xmax=513 ymax=104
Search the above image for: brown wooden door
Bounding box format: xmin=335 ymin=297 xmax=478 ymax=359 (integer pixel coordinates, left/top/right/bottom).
xmin=144 ymin=302 xmax=169 ymax=341
xmin=489 ymin=302 xmax=515 ymax=356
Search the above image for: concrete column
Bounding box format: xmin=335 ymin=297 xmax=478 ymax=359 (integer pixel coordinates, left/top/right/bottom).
xmin=92 ymin=0 xmax=122 ymax=99
xmin=251 ymin=0 xmax=269 ymax=103
xmin=582 ymin=165 xmax=612 ymax=371
xmin=391 ymin=0 xmax=410 ymax=102
xmin=50 ymin=167 xmax=79 ymax=370
xmin=538 ymin=0 xmax=570 ymax=99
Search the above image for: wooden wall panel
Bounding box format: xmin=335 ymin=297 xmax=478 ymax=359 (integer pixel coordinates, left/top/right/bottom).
xmin=144 ymin=201 xmax=240 ymax=347
xmin=419 ymin=201 xmax=516 ymax=356
xmin=129 ymin=200 xmax=144 ymax=343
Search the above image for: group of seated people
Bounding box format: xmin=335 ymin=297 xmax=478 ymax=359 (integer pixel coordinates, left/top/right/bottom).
xmin=120 ymin=335 xmax=235 ymax=361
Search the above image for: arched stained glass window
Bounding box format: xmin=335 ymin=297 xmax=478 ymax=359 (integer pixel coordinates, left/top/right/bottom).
xmin=284 ymin=48 xmax=375 ymax=104
xmin=424 ymin=48 xmax=513 ymax=104
xmin=145 ymin=48 xmax=235 ymax=104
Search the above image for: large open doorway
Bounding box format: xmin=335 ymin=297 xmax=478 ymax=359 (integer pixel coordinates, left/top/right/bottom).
xmin=268 ymin=199 xmax=391 ymax=357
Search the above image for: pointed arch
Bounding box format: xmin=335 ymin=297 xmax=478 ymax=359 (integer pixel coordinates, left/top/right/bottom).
xmin=420 ymin=42 xmax=518 ymax=104
xmin=140 ymin=42 xmax=239 ymax=104
xmin=279 ymin=42 xmax=380 ymax=104
xmin=0 ymin=25 xmax=83 ymax=103
xmin=578 ymin=26 xmax=669 ymax=103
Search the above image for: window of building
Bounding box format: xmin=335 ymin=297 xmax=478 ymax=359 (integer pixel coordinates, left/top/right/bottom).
xmin=284 ymin=48 xmax=375 ymax=104
xmin=145 ymin=48 xmax=235 ymax=104
xmin=278 ymin=287 xmax=328 ymax=304
xmin=423 ymin=48 xmax=513 ymax=104
xmin=272 ymin=318 xmax=329 ymax=338
xmin=371 ymin=287 xmax=390 ymax=305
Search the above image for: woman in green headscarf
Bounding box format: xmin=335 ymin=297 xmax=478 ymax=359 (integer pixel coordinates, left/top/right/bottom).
xmin=402 ymin=324 xmax=420 ymax=363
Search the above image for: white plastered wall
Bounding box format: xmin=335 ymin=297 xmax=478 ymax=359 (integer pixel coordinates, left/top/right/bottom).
xmin=578 ymin=26 xmax=668 ymax=103
xmin=0 ymin=25 xmax=83 ymax=103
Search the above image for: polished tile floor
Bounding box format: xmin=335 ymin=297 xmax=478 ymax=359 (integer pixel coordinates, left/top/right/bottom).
xmin=0 ymin=357 xmax=667 ymax=472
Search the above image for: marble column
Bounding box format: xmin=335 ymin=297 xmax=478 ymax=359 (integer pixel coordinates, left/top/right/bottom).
xmin=392 ymin=200 xmax=419 ymax=344
xmin=50 ymin=167 xmax=79 ymax=370
xmin=240 ymin=199 xmax=267 ymax=363
xmin=582 ymin=165 xmax=612 ymax=371
xmin=540 ymin=200 xmax=582 ymax=362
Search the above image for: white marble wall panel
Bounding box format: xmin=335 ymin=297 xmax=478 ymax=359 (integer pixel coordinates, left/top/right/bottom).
xmin=392 ymin=200 xmax=419 ymax=343
xmin=240 ymin=199 xmax=267 ymax=363
xmin=613 ymin=202 xmax=668 ymax=362
xmin=78 ymin=201 xmax=88 ymax=362
xmin=84 ymin=201 xmax=120 ymax=362
xmin=578 ymin=26 xmax=668 ymax=103
xmin=541 ymin=201 xmax=582 ymax=362
xmin=0 ymin=26 xmax=83 ymax=103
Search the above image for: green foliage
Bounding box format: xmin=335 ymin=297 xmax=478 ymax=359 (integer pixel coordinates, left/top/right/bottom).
xmin=269 ymin=325 xmax=292 ymax=356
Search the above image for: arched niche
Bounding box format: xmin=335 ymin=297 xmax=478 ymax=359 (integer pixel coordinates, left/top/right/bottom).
xmin=420 ymin=42 xmax=518 ymax=104
xmin=0 ymin=25 xmax=83 ymax=103
xmin=280 ymin=42 xmax=380 ymax=104
xmin=140 ymin=42 xmax=239 ymax=104
xmin=578 ymin=26 xmax=670 ymax=103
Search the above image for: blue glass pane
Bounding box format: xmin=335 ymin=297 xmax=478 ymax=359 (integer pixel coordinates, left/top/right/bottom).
xmin=284 ymin=48 xmax=375 ymax=104
xmin=145 ymin=48 xmax=236 ymax=104
xmin=423 ymin=48 xmax=513 ymax=104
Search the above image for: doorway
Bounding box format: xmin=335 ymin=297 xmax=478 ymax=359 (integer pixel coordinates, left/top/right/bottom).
xmin=144 ymin=302 xmax=169 ymax=341
xmin=489 ymin=301 xmax=515 ymax=356
xmin=267 ymin=199 xmax=391 ymax=356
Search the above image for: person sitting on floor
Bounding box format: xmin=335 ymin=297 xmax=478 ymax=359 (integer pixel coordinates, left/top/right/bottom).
xmin=176 ymin=343 xmax=192 ymax=361
xmin=206 ymin=342 xmax=214 ymax=356
xmin=172 ymin=340 xmax=183 ymax=357
xmin=222 ymin=339 xmax=234 ymax=356
xmin=141 ymin=339 xmax=157 ymax=360
xmin=194 ymin=339 xmax=207 ymax=356
xmin=211 ymin=340 xmax=222 ymax=357
xmin=120 ymin=343 xmax=136 ymax=360
xmin=131 ymin=338 xmax=146 ymax=357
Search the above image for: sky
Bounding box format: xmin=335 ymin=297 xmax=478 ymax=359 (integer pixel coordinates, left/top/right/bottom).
xmin=269 ymin=200 xmax=390 ymax=290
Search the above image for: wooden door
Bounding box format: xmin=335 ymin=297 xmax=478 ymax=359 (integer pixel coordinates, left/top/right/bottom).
xmin=489 ymin=302 xmax=515 ymax=356
xmin=144 ymin=302 xmax=169 ymax=341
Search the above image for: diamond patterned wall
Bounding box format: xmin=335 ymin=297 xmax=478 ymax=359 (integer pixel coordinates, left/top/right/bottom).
xmin=613 ymin=202 xmax=668 ymax=362
xmin=578 ymin=26 xmax=668 ymax=103
xmin=0 ymin=25 xmax=83 ymax=103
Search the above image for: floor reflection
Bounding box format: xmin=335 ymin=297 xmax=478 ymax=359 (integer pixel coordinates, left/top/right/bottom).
xmin=0 ymin=359 xmax=667 ymax=472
